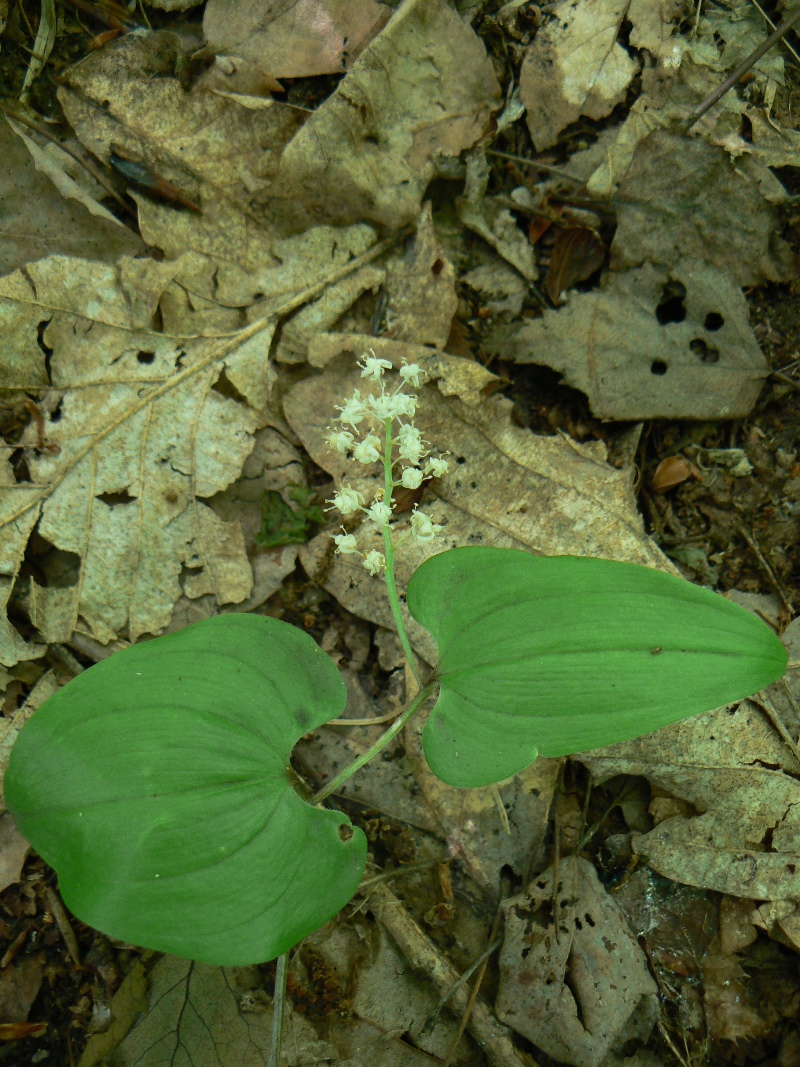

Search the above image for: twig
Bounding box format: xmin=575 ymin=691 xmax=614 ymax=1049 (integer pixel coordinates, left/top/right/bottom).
xmin=45 ymin=885 xmax=81 ymax=966
xmin=747 ymin=0 xmax=800 ymax=65
xmin=267 ymin=951 xmax=288 ymax=1067
xmin=363 ymin=881 xmax=532 ymax=1067
xmin=486 ymin=148 xmax=586 ymax=185
xmin=421 ymin=936 xmax=504 ymax=1035
xmin=441 ymin=925 xmax=505 ymax=1067
xmin=751 ymin=693 xmax=800 ymax=767
xmin=686 ymin=4 xmax=800 ymax=128
xmin=737 ymin=523 xmax=796 ymax=615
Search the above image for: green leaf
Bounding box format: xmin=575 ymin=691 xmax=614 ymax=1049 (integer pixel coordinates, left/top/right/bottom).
xmin=5 ymin=615 xmax=366 ymax=965
xmin=407 ymin=548 xmax=788 ymax=788
xmin=256 ymin=485 xmax=324 ymax=548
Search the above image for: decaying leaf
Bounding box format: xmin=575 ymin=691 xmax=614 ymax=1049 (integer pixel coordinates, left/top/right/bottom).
xmin=488 ymin=261 xmax=767 ymax=420
xmin=520 ymin=0 xmax=640 ymax=151
xmin=0 ymin=252 xmax=277 ymax=663
xmin=0 ymin=120 xmax=143 ymax=277
xmin=581 ymin=691 xmax=800 ymax=901
xmin=545 ymin=227 xmax=606 ymax=305
xmin=203 ymin=0 xmax=391 ymax=79
xmin=610 ymin=131 xmax=795 ymax=286
xmin=272 ymin=0 xmax=501 ymax=229
xmin=496 ymin=857 xmax=658 ymax=1067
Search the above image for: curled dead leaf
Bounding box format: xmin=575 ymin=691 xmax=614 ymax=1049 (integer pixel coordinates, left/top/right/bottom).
xmin=651 ymin=455 xmax=695 ymax=493
xmin=545 ymin=226 xmax=606 ymax=305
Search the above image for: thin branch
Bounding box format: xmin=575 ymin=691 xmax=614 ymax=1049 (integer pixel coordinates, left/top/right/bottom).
xmin=686 ymin=4 xmax=800 ymax=128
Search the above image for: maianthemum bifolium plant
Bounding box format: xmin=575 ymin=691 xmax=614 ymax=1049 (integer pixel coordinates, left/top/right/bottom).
xmin=5 ymin=354 xmax=788 ymax=968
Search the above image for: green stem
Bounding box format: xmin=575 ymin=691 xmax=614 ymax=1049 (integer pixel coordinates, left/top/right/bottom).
xmin=267 ymin=951 xmax=288 ymax=1067
xmin=381 ymin=418 xmax=423 ymax=686
xmin=312 ymin=683 xmax=435 ymax=805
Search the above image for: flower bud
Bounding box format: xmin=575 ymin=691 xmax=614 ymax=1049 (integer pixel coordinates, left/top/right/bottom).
xmin=410 ymin=508 xmax=443 ymax=543
xmin=353 ymin=434 xmax=382 ymax=464
xmin=328 ymin=485 xmax=364 ymax=515
xmin=424 ymin=456 xmax=449 ymax=478
xmin=359 ymin=354 xmax=393 ymax=381
xmin=400 ymin=466 xmax=424 ymax=489
xmin=335 ymin=390 xmax=367 ymax=428
xmin=362 ymin=549 xmax=386 ymax=575
xmin=333 ymin=531 xmax=359 ymax=554
xmin=399 ymin=361 xmax=424 ymax=388
xmin=367 ymin=501 xmax=393 ymax=525
xmin=326 ymin=429 xmax=355 ymax=454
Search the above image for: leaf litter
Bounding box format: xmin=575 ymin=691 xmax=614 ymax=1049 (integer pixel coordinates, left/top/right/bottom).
xmin=1 ymin=0 xmax=800 ymax=1061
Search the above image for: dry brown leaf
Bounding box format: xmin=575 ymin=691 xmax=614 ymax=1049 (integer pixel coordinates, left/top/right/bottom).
xmin=383 ymin=203 xmax=458 ymax=349
xmin=651 ymin=455 xmax=694 ymax=493
xmin=610 ymin=131 xmax=796 ymax=286
xmin=488 ymin=261 xmax=767 ymax=420
xmin=272 ymin=0 xmax=501 ymax=229
xmin=0 ymin=252 xmax=278 ymax=663
xmin=580 ymin=692 xmax=800 ymax=901
xmin=0 ymin=120 xmax=142 ymax=278
xmin=545 ymin=227 xmax=606 ymax=305
xmin=520 ymin=0 xmax=640 ymax=151
xmin=496 ymin=857 xmax=657 ymax=1067
xmin=0 ymin=811 xmax=29 ymax=893
xmin=203 ymin=0 xmax=391 ymax=79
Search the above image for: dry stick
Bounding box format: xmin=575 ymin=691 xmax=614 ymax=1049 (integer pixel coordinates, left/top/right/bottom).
xmin=686 ymin=3 xmax=800 ymax=128
xmin=737 ymin=523 xmax=796 ymax=615
xmin=45 ymin=885 xmax=81 ymax=966
xmin=364 ymin=881 xmax=532 ymax=1067
xmin=441 ymin=919 xmax=505 ymax=1067
xmin=0 ymin=102 xmax=136 ymax=219
xmin=747 ymin=0 xmax=800 ymax=65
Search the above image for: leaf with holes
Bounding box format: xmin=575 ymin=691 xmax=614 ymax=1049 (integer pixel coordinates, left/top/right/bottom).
xmin=5 ymin=613 xmax=366 ymax=965
xmin=407 ymin=547 xmax=787 ymax=787
xmin=0 ymin=250 xmax=280 ymax=667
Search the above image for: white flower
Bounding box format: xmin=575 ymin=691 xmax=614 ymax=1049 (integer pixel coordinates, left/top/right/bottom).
xmin=424 ymin=456 xmax=449 ymax=478
xmin=335 ymin=390 xmax=367 ymax=428
xmin=359 ymin=353 xmax=393 ymax=381
xmin=400 ymin=466 xmax=424 ymax=489
xmin=410 ymin=508 xmax=443 ymax=543
xmin=353 ymin=434 xmax=382 ymax=464
xmin=366 ymin=500 xmax=393 ymax=525
xmin=398 ymin=436 xmax=425 ymax=464
xmin=326 ymin=429 xmax=355 ymax=454
xmin=391 ymin=392 xmax=417 ymax=418
xmin=362 ymin=549 xmax=386 ymax=575
xmin=399 ymin=361 xmax=423 ymax=388
xmin=327 ymin=484 xmax=364 ymax=515
xmin=368 ymin=391 xmax=399 ymax=420
xmin=333 ymin=531 xmax=359 ymax=554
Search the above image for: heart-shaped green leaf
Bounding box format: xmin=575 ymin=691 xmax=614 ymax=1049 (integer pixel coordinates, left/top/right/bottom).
xmin=407 ymin=548 xmax=788 ymax=788
xmin=5 ymin=615 xmax=366 ymax=965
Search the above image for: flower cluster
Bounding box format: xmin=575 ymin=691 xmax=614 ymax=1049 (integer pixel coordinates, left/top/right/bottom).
xmin=325 ymin=351 xmax=448 ymax=575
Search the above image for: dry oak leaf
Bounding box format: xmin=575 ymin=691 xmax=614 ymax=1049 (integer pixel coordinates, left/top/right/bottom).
xmin=521 ymin=0 xmax=640 ymax=151
xmin=496 ymin=857 xmax=657 ymax=1067
xmin=487 ymin=260 xmax=767 ymax=420
xmin=204 ymin=0 xmax=391 ymax=80
xmin=271 ymin=0 xmax=502 ymax=229
xmin=580 ymin=696 xmax=800 ymax=901
xmin=610 ymin=130 xmax=796 ymax=286
xmin=285 ymin=338 xmax=672 ymax=661
xmin=0 ymin=253 xmax=279 ymax=664
xmin=57 ymin=31 xmax=305 ymax=302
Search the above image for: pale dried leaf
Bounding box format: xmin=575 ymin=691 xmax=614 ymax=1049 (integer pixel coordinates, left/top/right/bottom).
xmin=272 ymin=0 xmax=501 ymax=229
xmin=78 ymin=961 xmax=149 ymax=1067
xmin=0 ymin=121 xmax=143 ymax=277
xmin=113 ymin=956 xmax=336 ymax=1066
xmin=496 ymin=858 xmax=657 ymax=1067
xmin=0 ymin=811 xmax=29 ymax=892
xmin=0 ymin=671 xmax=58 ymax=808
xmin=520 ymin=0 xmax=640 ymax=151
xmin=204 ymin=0 xmax=391 ymax=79
xmin=20 ymin=0 xmax=55 ymax=98
xmin=610 ymin=131 xmax=795 ymax=286
xmin=488 ymin=261 xmax=767 ymax=420
xmin=0 ymin=253 xmax=280 ymax=661
xmin=581 ymin=691 xmax=800 ymax=900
